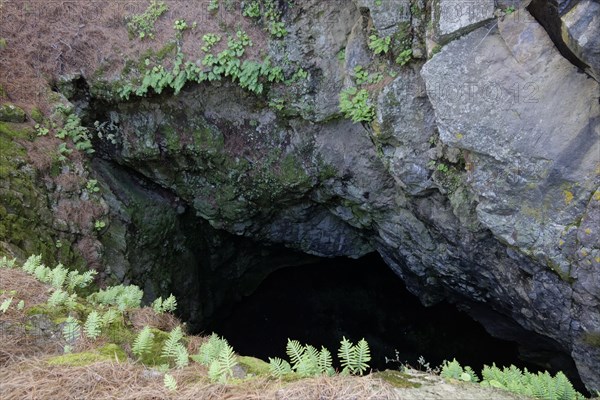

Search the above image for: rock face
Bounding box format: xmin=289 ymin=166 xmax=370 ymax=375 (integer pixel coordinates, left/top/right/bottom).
xmin=529 ymin=0 xmax=600 ymax=81
xmin=5 ymin=0 xmax=597 ymax=392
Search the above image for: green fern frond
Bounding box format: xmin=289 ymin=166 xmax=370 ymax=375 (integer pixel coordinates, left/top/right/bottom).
xmin=22 ymin=254 xmax=43 ymax=274
xmin=174 ymin=344 xmax=189 ymax=369
xmin=193 ymin=333 xmax=228 ymax=366
xmin=17 ymin=300 xmax=24 ymax=310
xmin=132 ymin=326 xmax=154 ymax=357
xmin=269 ymin=357 xmax=292 ymax=378
xmin=318 ymin=346 xmax=333 ymax=374
xmin=0 ymin=256 xmax=17 ymax=268
xmin=101 ymin=308 xmax=120 ymax=327
xmin=0 ymin=297 xmax=13 ymax=313
xmin=286 ymin=339 xmax=305 ymax=368
xmin=208 ymin=343 xmax=237 ymax=383
xmin=66 ymin=270 xmax=96 ymax=292
xmin=151 ymin=297 xmax=163 ymax=313
xmin=49 ymin=264 xmax=69 ymax=288
xmin=162 ymin=294 xmax=177 ymax=312
xmin=353 ymin=339 xmax=371 ymax=375
xmin=338 ymin=336 xmax=354 ymax=374
xmin=441 ymin=358 xmax=464 ymax=380
xmin=163 ymin=373 xmax=177 ymax=391
xmin=62 ymin=316 xmax=81 ymax=343
xmin=48 ymin=289 xmax=70 ymax=307
xmin=296 ymin=344 xmax=319 ymax=377
xmin=161 ymin=326 xmax=184 ymax=359
xmin=83 ymin=310 xmax=102 ymax=339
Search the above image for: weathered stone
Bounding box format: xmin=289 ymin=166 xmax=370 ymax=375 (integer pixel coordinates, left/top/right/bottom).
xmin=353 ymin=0 xmax=412 ymax=37
xmin=421 ymin=9 xmax=600 ymax=390
xmin=0 ymin=103 xmax=26 ymax=122
xmin=432 ymin=0 xmax=495 ymax=42
xmin=529 ymin=0 xmax=600 ymax=82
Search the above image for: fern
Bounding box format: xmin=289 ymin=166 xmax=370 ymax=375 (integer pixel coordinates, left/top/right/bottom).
xmin=338 ymin=337 xmax=371 ymax=376
xmin=286 ymin=339 xmax=305 ymax=368
xmin=193 ymin=333 xmax=229 ymax=365
xmin=152 ymin=294 xmax=177 ymax=314
xmin=164 ymin=373 xmax=177 ymax=391
xmin=480 ymin=363 xmax=584 ymax=400
xmin=101 ymin=308 xmax=120 ymax=327
xmin=62 ymin=316 xmax=81 ymax=344
xmin=132 ymin=326 xmax=154 ymax=357
xmin=0 ymin=297 xmax=13 ymax=313
xmin=269 ymin=357 xmax=292 ymax=378
xmin=49 ymin=264 xmax=69 ymax=289
xmin=66 ymin=269 xmax=96 ymax=292
xmin=83 ymin=310 xmax=102 ymax=339
xmin=88 ymin=284 xmax=143 ymax=310
xmin=22 ymin=254 xmax=43 ymax=274
xmin=47 ymin=289 xmax=70 ymax=307
xmin=208 ymin=343 xmax=237 ymax=383
xmin=318 ymin=346 xmax=333 ymax=375
xmin=161 ymin=326 xmax=184 ymax=359
xmin=295 ymin=344 xmax=319 ymax=377
xmin=174 ymin=344 xmax=189 ymax=369
xmin=0 ymin=256 xmax=16 ymax=268
xmin=17 ymin=300 xmax=24 ymax=310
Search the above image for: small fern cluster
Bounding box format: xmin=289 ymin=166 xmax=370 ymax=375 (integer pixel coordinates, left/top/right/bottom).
xmin=480 ymin=364 xmax=584 ymax=400
xmin=269 ymin=337 xmax=371 ymax=378
xmin=191 ymin=333 xmax=238 ymax=383
xmin=440 ymin=358 xmax=479 ymax=382
xmin=339 ymin=87 xmax=375 ymax=123
xmin=87 ymin=284 xmax=144 ymax=311
xmin=151 ymin=294 xmax=178 ymax=314
xmin=161 ymin=326 xmax=189 ymax=369
xmin=126 ymin=0 xmax=168 ymax=40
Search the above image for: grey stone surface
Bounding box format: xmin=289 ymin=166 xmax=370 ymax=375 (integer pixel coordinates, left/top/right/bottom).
xmin=433 ymin=0 xmax=495 ymax=41
xmin=561 ymin=0 xmax=600 ymax=81
xmin=422 ymin=9 xmax=600 ymax=390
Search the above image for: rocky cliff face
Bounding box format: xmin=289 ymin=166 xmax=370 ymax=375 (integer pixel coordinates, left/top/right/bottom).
xmin=1 ymin=0 xmax=598 ymax=392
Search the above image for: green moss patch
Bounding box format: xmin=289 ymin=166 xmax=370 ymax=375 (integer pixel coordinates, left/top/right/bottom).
xmin=237 ymin=356 xmax=271 ymax=376
xmin=372 ymin=370 xmax=422 ymax=388
xmin=47 ymin=344 xmax=126 ymax=366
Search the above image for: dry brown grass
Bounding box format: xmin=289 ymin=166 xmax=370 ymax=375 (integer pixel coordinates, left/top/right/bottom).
xmin=0 ymin=0 xmax=268 ymax=112
xmin=0 ymin=268 xmax=51 ymax=309
xmin=129 ymin=306 xmax=182 ymax=332
xmin=0 ymin=357 xmax=399 ymax=400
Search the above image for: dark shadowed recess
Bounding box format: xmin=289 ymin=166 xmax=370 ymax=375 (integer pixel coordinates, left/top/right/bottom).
xmin=206 ymin=253 xmax=571 ymax=377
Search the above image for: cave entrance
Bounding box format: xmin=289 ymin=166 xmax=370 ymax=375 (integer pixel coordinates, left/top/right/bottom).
xmin=205 ymin=253 xmax=539 ymax=374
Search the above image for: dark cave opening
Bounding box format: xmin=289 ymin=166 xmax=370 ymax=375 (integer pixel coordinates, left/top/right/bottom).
xmin=205 ymin=253 xmax=555 ymax=377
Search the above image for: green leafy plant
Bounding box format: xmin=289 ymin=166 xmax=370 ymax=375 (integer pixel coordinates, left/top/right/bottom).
xmin=192 ymin=333 xmax=229 ymax=365
xmin=395 ymin=48 xmax=412 ymax=66
xmin=88 ymin=284 xmax=144 ymax=311
xmin=201 ymin=33 xmax=221 ymax=52
xmin=161 ymin=326 xmax=188 ymax=368
xmin=284 ymin=339 xmax=334 ymax=377
xmin=480 ymin=364 xmax=584 ymax=400
xmin=35 ymin=123 xmax=49 ymax=136
xmin=94 ymin=220 xmax=106 ymax=231
xmin=152 ymin=294 xmax=178 ymax=314
xmin=440 ymin=359 xmax=479 ymax=382
xmin=127 ymin=0 xmax=168 ymax=40
xmin=338 ymin=337 xmax=371 ymax=375
xmin=268 ymin=357 xmax=293 ymax=378
xmin=17 ymin=300 xmax=24 ymax=310
xmin=269 ymin=21 xmax=287 ymax=38
xmin=132 ymin=326 xmax=155 ymax=358
xmin=84 ymin=310 xmax=102 ymax=340
xmin=0 ymin=297 xmax=13 ymax=313
xmin=339 ymin=87 xmax=375 ymax=123
xmin=505 ymin=5 xmax=516 ymax=14
xmin=243 ymin=1 xmax=261 ymax=18
xmin=173 ymin=19 xmax=188 ymax=32
xmin=208 ymin=0 xmax=219 ymax=13
xmin=164 ymin=373 xmax=177 ymax=391
xmin=86 ymin=179 xmax=100 ymax=193
xmin=368 ymin=34 xmax=391 ymax=55
xmin=207 ymin=343 xmax=237 ymax=383
xmin=0 ymin=256 xmax=16 ymax=269
xmin=62 ymin=316 xmax=81 ymax=344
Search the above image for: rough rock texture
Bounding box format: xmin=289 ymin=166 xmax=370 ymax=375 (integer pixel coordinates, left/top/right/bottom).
xmin=432 ymin=0 xmax=495 ymax=43
xmin=529 ymin=0 xmax=600 ymax=81
xmin=421 ymin=9 xmax=599 ymax=391
xmin=4 ymin=0 xmax=595 ymax=393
